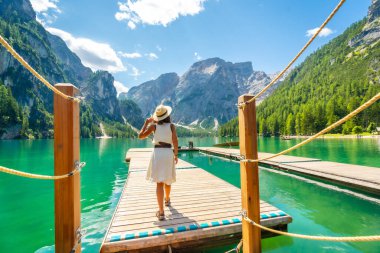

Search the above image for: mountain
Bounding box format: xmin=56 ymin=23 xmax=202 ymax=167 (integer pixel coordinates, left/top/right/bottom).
xmin=119 ymin=98 xmax=144 ymax=129
xmin=219 ymin=0 xmax=380 ymax=137
xmin=0 ymin=0 xmax=135 ymax=139
xmin=349 ymin=0 xmax=380 ymax=47
xmin=120 ymin=73 xmax=179 ymax=117
xmin=123 ymin=57 xmax=281 ymax=129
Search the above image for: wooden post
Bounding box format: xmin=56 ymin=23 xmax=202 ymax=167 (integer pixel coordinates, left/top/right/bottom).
xmin=238 ymin=94 xmax=261 ymax=253
xmin=54 ymin=84 xmax=81 ymax=253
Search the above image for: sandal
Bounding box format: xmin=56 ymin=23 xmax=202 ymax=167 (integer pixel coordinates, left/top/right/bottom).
xmin=165 ymin=198 xmax=171 ymax=207
xmin=156 ymin=211 xmax=165 ymax=221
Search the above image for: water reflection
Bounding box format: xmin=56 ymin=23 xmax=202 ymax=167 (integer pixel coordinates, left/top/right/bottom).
xmin=98 ymin=138 xmax=110 ymax=157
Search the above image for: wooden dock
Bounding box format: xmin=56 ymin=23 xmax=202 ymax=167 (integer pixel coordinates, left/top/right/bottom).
xmin=100 ymin=148 xmax=292 ymax=253
xmin=198 ymin=147 xmax=380 ymax=195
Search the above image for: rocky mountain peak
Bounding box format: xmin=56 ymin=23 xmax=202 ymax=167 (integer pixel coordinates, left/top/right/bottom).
xmin=0 ymin=0 xmax=36 ymax=22
xmin=188 ymin=58 xmax=253 ymax=77
xmin=349 ymin=0 xmax=380 ymax=47
xmin=82 ymin=71 xmax=116 ymax=99
xmin=123 ymin=72 xmax=179 ymax=117
xmin=233 ymin=62 xmax=254 ymax=76
xmin=80 ymin=71 xmax=122 ymax=121
xmin=156 ymin=72 xmax=179 ymax=83
xmin=126 ymin=57 xmax=284 ymax=129
xmin=368 ymin=0 xmax=380 ymax=22
xmin=47 ymin=33 xmax=92 ymax=85
xmin=191 ymin=57 xmax=225 ymax=68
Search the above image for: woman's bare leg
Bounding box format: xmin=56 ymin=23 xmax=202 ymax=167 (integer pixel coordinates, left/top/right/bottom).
xmin=156 ymin=183 xmax=164 ymax=214
xmin=164 ymin=184 xmax=171 ymax=201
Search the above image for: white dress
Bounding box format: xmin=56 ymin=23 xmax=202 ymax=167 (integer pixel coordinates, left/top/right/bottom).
xmin=146 ymin=123 xmax=176 ymax=185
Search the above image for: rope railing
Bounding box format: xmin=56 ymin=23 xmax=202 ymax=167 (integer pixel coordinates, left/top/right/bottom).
xmin=239 ymin=0 xmax=346 ymax=107
xmin=0 ymin=34 xmax=85 ymax=181
xmin=241 ymin=211 xmax=380 ymax=242
xmin=240 ymin=92 xmax=380 ymax=164
xmin=0 ymin=34 xmax=80 ymax=103
xmin=225 ymin=239 xmax=243 ymax=253
xmin=0 ymin=161 xmax=86 ymax=180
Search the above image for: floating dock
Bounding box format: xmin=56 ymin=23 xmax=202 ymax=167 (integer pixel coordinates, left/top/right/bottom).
xmin=100 ymin=148 xmax=292 ymax=253
xmin=198 ymin=147 xmax=380 ymax=195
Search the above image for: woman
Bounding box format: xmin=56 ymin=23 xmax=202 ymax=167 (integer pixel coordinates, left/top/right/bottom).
xmin=138 ymin=104 xmax=178 ymax=221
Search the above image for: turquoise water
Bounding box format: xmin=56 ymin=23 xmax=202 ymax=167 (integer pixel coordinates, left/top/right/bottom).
xmin=180 ymin=151 xmax=380 ymax=253
xmin=0 ymin=137 xmax=379 ymax=252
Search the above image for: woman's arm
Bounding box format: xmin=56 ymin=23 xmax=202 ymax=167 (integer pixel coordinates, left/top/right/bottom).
xmin=171 ymin=124 xmax=179 ymax=164
xmin=138 ymin=118 xmax=155 ymax=139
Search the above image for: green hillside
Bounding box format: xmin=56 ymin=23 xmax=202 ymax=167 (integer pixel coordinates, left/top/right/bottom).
xmin=219 ymin=18 xmax=380 ymax=137
xmin=0 ymin=0 xmax=137 ymax=139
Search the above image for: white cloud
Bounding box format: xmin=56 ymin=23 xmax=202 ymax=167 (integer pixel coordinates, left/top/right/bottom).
xmin=118 ymin=51 xmax=142 ymax=58
xmin=130 ymin=66 xmax=143 ymax=77
xmin=31 ymin=0 xmax=61 ymax=25
xmin=114 ymin=81 xmax=129 ymax=96
xmin=115 ymin=0 xmax=207 ymax=28
xmin=30 ymin=0 xmax=59 ymax=12
xmin=118 ymin=2 xmax=130 ymax=11
xmin=194 ymin=52 xmax=202 ymax=60
xmin=156 ymin=45 xmax=162 ymax=52
xmin=115 ymin=12 xmax=130 ymax=21
xmin=146 ymin=52 xmax=158 ymax=60
xmin=306 ymin=27 xmax=334 ymax=37
xmin=128 ymin=21 xmax=137 ymax=30
xmin=47 ymin=27 xmax=126 ymax=73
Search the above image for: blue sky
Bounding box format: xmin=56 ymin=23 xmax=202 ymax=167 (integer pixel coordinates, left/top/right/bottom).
xmin=30 ymin=0 xmax=371 ymax=94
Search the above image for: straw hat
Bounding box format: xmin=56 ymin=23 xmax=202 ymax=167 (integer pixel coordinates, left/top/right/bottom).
xmin=152 ymin=104 xmax=172 ymax=121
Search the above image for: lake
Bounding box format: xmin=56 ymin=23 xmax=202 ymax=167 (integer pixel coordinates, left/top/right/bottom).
xmin=0 ymin=137 xmax=379 ymax=252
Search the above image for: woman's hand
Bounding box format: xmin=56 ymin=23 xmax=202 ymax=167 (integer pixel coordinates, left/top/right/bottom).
xmin=138 ymin=118 xmax=156 ymax=139
xmin=174 ymin=156 xmax=178 ymax=164
xmin=146 ymin=117 xmax=154 ymax=124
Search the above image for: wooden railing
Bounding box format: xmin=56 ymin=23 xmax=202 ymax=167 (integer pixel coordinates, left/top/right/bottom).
xmin=238 ymin=94 xmax=261 ymax=252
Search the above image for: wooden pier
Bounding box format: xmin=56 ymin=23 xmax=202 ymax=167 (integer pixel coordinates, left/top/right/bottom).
xmin=100 ymin=148 xmax=292 ymax=253
xmin=198 ymin=147 xmax=380 ymax=195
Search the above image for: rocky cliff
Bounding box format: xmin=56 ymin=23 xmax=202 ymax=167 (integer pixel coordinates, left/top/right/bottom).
xmin=81 ymin=71 xmax=122 ymax=121
xmin=349 ymin=0 xmax=380 ymax=47
xmin=0 ymin=0 xmax=128 ymax=138
xmin=125 ymin=57 xmax=281 ymax=129
xmin=121 ymin=73 xmax=179 ymax=117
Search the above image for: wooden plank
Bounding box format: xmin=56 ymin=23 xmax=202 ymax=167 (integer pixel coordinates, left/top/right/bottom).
xmin=109 ymin=210 xmax=243 ymax=233
xmin=116 ymin=200 xmax=268 ymax=213
xmin=104 ymin=223 xmax=242 ymax=253
xmin=122 ymin=188 xmax=239 ymax=200
xmin=54 ymin=84 xmax=81 ymax=253
xmin=198 ymin=147 xmax=320 ymax=163
xmin=101 ymin=150 xmax=292 ymax=253
xmin=267 ymin=161 xmax=380 ymax=195
xmin=198 ymin=147 xmax=380 ymax=195
xmin=108 ymin=213 xmax=291 ymax=238
xmin=114 ymin=203 xmax=276 ymax=221
xmin=117 ymin=197 xmax=271 ymax=208
xmin=128 ymin=154 xmax=195 ymax=172
xmin=114 ymin=208 xmax=280 ymax=225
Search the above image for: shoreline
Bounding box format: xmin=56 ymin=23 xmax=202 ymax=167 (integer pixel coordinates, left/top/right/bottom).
xmin=283 ymin=134 xmax=380 ymax=139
